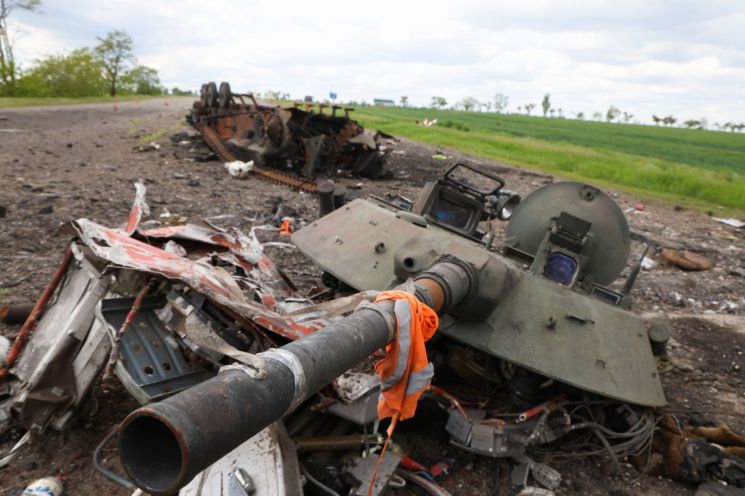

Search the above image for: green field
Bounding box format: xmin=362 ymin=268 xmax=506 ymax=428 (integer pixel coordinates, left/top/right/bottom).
xmin=0 ymin=95 xmax=163 ymax=108
xmin=352 ymin=106 xmax=745 ymax=212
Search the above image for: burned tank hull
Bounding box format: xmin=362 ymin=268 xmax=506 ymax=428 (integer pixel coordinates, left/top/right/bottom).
xmin=189 ymin=81 xmax=387 ymax=186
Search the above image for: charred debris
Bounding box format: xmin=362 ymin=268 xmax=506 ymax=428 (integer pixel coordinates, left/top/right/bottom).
xmin=1 ymin=165 xmax=744 ymax=496
xmin=188 ymin=82 xmax=390 ymax=192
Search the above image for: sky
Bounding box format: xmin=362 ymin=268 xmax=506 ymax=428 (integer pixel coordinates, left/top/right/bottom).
xmin=9 ymin=0 xmax=745 ymax=124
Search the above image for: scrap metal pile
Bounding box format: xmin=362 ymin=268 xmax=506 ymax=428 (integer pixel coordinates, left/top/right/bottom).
xmin=188 ymin=81 xmax=388 ymax=192
xmin=1 ymin=168 xmax=744 ymax=496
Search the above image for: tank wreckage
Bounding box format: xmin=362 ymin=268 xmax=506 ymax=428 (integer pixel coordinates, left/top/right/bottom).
xmin=188 ymin=81 xmax=388 ymax=192
xmin=1 ymin=165 xmax=744 ymax=496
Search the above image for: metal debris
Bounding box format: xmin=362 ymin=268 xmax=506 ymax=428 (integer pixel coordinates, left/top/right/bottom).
xmin=661 ymin=248 xmax=715 ymax=271
xmin=1 ymin=172 xmax=740 ymax=496
xmin=188 ymin=81 xmax=388 ymax=191
xmin=347 ymin=451 xmax=401 ymax=496
xmin=0 ymin=303 xmax=33 ymax=326
xmin=712 ymin=217 xmax=745 ymax=229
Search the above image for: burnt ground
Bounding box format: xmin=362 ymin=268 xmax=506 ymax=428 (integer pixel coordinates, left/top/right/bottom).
xmin=0 ymin=98 xmax=743 ymax=495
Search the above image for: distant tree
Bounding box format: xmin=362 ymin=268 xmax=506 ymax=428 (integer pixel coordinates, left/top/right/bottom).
xmin=481 ymin=101 xmax=493 ymax=112
xmin=683 ymin=119 xmax=702 ymax=129
xmin=652 ymin=115 xmax=661 ymax=126
xmin=541 ymin=94 xmax=551 ymax=117
xmin=16 ymin=48 xmax=104 ymax=97
xmin=431 ymin=96 xmax=447 ymax=109
xmin=557 ymin=108 xmax=563 ymax=118
xmin=574 ymin=111 xmax=585 ymax=120
xmin=458 ymin=96 xmax=479 ymax=112
xmin=121 ymin=65 xmax=162 ymax=95
xmin=95 ymin=30 xmax=134 ymax=97
xmin=592 ymin=111 xmax=602 ymax=121
xmin=0 ymin=0 xmax=42 ymax=95
xmin=494 ymin=93 xmax=509 ymax=113
xmin=549 ymin=109 xmax=555 ymax=118
xmin=170 ymin=87 xmax=194 ymax=96
xmin=606 ymin=106 xmax=620 ymax=122
xmin=269 ymin=91 xmax=290 ymax=100
xmin=524 ymin=103 xmax=536 ymax=116
xmin=622 ymin=111 xmax=633 ymax=123
xmin=662 ymin=115 xmax=677 ymax=127
xmin=399 ymin=95 xmax=408 ymax=108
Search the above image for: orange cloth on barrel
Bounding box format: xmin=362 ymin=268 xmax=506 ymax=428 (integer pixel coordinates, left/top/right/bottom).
xmin=374 ymin=290 xmax=439 ymax=422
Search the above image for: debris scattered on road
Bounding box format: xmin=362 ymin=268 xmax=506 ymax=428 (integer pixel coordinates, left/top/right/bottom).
xmin=225 ymin=160 xmax=254 ymax=179
xmin=636 ymin=415 xmax=745 ymax=488
xmin=134 ymin=141 xmax=161 ymax=152
xmin=641 ymin=256 xmax=657 ymax=271
xmin=0 ymin=335 xmax=9 ymax=367
xmin=661 ymin=248 xmax=715 ymax=271
xmin=695 ymin=481 xmax=745 ymax=496
xmin=21 ymin=476 xmax=64 ymax=496
xmin=712 ymin=217 xmax=745 ymax=229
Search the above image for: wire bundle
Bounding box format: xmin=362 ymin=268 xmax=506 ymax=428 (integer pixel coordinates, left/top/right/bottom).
xmin=531 ymin=402 xmax=657 ymax=473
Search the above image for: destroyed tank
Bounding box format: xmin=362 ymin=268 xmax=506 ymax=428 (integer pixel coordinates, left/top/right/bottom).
xmin=117 ymin=164 xmax=666 ymax=495
xmin=295 ymin=163 xmax=665 ymax=406
xmin=189 ymin=81 xmax=387 ymax=190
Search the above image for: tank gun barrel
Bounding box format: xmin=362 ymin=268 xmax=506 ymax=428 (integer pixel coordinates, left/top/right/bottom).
xmin=118 ymin=261 xmax=477 ymax=496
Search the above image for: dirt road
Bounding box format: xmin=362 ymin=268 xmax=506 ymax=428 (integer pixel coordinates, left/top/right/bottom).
xmin=0 ymin=99 xmax=743 ymax=495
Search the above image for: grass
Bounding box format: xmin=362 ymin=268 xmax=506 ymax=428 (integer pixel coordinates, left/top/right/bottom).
xmin=0 ymin=94 xmax=164 ymax=108
xmin=352 ymin=106 xmax=745 ymax=212
xmin=136 ymin=119 xmax=187 ymax=145
xmin=0 ymin=287 xmax=11 ymax=304
xmin=5 ymin=96 xmax=743 ymax=211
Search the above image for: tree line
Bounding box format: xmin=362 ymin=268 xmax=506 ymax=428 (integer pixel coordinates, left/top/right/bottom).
xmin=418 ymin=93 xmax=744 ymax=132
xmin=0 ymin=2 xmax=190 ymax=98
xmin=2 ymin=29 xmax=181 ymax=97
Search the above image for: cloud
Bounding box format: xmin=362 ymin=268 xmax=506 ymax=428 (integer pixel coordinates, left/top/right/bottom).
xmin=8 ymin=20 xmax=78 ymax=63
xmin=11 ymin=0 xmax=745 ymax=123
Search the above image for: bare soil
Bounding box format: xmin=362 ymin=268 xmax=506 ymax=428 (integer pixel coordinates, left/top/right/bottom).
xmin=0 ymin=98 xmax=743 ymax=495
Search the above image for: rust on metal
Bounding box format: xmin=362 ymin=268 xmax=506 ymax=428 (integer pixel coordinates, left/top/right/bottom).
xmin=0 ymin=246 xmax=74 ymax=380
xmin=189 ymin=82 xmax=387 ymax=191
xmin=414 ymin=277 xmax=446 ymax=312
xmin=195 ymin=121 xmax=318 ymax=192
xmin=0 ymin=303 xmax=34 ymax=326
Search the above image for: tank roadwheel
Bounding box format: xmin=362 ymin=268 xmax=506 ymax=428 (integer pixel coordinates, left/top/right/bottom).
xmin=199 ymin=83 xmax=208 ymax=107
xmin=218 ymin=82 xmax=232 ymax=108
xmin=205 ymin=81 xmax=218 ymax=108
